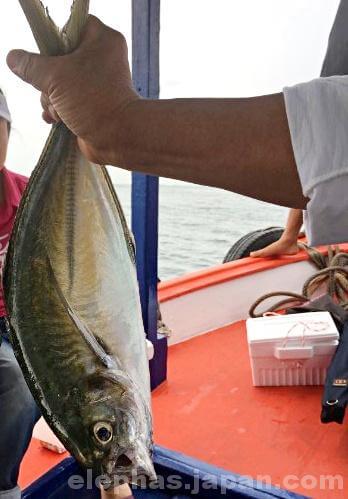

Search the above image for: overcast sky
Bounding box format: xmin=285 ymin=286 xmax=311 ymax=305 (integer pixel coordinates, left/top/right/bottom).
xmin=0 ymin=0 xmax=341 ymax=184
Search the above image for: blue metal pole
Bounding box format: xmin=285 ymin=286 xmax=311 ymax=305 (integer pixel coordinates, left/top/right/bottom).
xmin=131 ymin=0 xmax=167 ymax=389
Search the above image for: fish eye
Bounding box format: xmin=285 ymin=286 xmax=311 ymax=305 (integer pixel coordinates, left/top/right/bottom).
xmin=93 ymin=422 xmax=113 ymax=445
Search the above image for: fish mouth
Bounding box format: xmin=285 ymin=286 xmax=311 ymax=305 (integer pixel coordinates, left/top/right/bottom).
xmin=101 ymin=449 xmax=156 ymax=488
xmin=116 ymin=453 xmax=134 ymax=468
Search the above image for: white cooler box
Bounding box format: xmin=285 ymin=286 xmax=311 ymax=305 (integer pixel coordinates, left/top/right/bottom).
xmin=246 ymin=312 xmax=339 ymax=386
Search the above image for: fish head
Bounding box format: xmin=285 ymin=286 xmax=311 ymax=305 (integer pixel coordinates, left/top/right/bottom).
xmin=77 ymin=369 xmax=155 ymax=486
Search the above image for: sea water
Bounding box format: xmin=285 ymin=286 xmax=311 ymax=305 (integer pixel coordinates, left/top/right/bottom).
xmin=115 ymin=182 xmax=288 ymax=281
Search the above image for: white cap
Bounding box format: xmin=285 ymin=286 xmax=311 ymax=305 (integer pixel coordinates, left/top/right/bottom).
xmin=0 ymin=92 xmax=11 ymax=124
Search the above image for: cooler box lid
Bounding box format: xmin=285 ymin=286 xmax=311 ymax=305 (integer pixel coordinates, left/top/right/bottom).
xmin=247 ymin=311 xmax=339 ymax=349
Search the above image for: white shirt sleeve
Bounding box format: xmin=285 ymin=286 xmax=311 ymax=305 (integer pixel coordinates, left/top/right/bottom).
xmin=283 ymin=75 xmax=348 ymax=246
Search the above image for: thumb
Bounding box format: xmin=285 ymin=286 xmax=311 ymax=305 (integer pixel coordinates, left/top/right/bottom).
xmin=7 ymin=49 xmax=55 ymax=93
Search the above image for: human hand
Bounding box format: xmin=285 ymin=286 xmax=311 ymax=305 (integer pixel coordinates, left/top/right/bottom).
xmin=250 ymin=236 xmax=299 ymax=258
xmin=100 ymin=483 xmax=133 ymax=498
xmin=6 ymin=16 xmax=139 ymax=165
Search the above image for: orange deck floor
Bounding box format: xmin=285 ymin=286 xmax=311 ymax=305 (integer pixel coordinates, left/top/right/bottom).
xmin=20 ymin=322 xmax=348 ymax=497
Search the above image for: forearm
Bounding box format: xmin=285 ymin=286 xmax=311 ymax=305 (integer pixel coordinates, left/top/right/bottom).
xmin=5 ymin=17 xmax=308 ymax=210
xmin=118 ymin=93 xmax=306 ymax=208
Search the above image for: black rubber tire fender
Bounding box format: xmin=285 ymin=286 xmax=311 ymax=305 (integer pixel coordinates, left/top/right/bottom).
xmin=223 ymin=227 xmax=285 ymax=262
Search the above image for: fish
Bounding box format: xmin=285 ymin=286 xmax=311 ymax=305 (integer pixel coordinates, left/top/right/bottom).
xmin=3 ymin=0 xmax=155 ymax=486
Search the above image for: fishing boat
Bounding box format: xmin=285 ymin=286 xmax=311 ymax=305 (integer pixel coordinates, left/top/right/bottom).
xmin=13 ymin=1 xmax=348 ymax=498
xmin=19 ymin=241 xmax=348 ymax=499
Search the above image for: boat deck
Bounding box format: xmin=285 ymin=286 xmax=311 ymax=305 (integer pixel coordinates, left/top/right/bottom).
xmin=21 ymin=322 xmax=347 ymax=497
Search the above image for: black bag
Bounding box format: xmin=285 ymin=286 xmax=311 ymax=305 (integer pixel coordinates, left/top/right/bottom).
xmin=287 ymin=296 xmax=348 ymax=423
xmin=321 ymin=321 xmax=348 ymax=424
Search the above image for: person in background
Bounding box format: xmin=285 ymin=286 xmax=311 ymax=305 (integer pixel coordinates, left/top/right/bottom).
xmin=250 ymin=208 xmax=303 ymax=258
xmin=0 ymin=88 xmax=41 ymax=499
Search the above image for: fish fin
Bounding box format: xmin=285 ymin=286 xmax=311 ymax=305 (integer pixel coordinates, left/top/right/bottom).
xmin=46 ymin=255 xmax=115 ymax=369
xmin=94 ymin=334 xmax=113 ymax=356
xmin=101 ymin=167 xmax=137 ymax=265
xmin=129 ymin=231 xmax=137 ymax=262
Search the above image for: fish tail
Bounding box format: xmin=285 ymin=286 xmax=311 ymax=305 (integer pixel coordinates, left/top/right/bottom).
xmin=63 ymin=0 xmax=90 ymax=53
xmin=18 ymin=0 xmax=89 ymax=56
xmin=18 ymin=0 xmax=64 ymax=55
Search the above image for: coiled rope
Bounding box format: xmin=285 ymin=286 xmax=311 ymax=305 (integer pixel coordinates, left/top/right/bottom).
xmin=249 ymin=243 xmax=348 ymax=318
